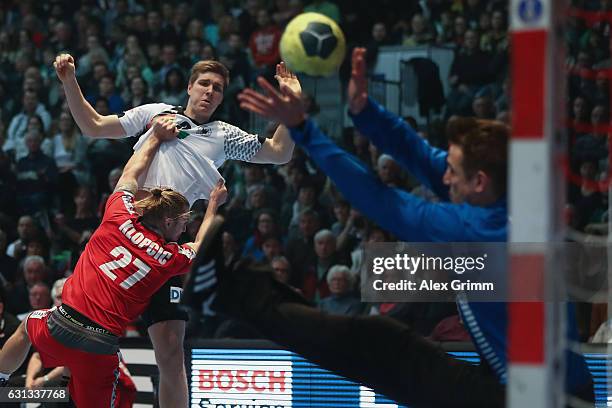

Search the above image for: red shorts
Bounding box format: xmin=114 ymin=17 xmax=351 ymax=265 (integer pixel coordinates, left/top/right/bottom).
xmin=25 ymin=309 xmax=132 ymax=408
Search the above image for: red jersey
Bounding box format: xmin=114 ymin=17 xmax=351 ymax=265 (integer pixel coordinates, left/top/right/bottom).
xmin=62 ymin=190 xmax=195 ymax=335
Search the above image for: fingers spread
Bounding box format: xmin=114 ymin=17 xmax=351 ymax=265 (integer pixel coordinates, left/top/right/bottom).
xmin=239 ymin=88 xmax=273 ymax=106
xmin=239 ymin=101 xmax=271 ymax=117
xmin=257 ymin=77 xmax=283 ymax=101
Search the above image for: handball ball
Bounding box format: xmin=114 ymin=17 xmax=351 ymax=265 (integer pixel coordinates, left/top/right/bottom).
xmin=280 ymin=12 xmax=346 ymax=77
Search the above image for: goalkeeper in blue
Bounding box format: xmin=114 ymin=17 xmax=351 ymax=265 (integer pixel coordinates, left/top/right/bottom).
xmin=206 ymin=48 xmax=594 ymax=407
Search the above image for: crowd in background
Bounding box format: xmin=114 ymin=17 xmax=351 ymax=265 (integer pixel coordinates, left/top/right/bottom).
xmin=2 ymin=0 xmax=606 ymax=346
xmin=565 ymin=0 xmax=612 ymax=343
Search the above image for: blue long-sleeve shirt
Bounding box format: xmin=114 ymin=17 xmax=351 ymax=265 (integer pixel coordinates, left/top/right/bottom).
xmin=288 ymin=98 xmax=592 ymax=394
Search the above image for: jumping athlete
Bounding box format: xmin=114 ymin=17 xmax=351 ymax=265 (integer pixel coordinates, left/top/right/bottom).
xmin=0 ymin=117 xmax=227 ymax=408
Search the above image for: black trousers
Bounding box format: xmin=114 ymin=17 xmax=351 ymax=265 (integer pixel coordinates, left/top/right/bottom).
xmin=212 ymin=266 xmax=505 ymax=408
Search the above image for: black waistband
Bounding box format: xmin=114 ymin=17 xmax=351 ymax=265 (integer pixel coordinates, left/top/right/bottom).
xmin=47 ymin=304 xmax=119 ymax=355
xmin=57 ymin=303 xmax=114 ymax=336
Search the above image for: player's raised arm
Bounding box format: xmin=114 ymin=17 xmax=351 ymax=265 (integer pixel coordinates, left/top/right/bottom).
xmin=250 ymin=62 xmax=299 ymax=164
xmin=54 ymin=53 xmax=125 ymax=138
xmin=114 ymin=117 xmax=179 ymax=194
xmin=185 ymin=180 xmax=227 ymax=253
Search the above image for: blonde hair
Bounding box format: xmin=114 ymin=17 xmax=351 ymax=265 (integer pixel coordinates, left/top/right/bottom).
xmin=135 ymin=188 xmax=189 ymax=223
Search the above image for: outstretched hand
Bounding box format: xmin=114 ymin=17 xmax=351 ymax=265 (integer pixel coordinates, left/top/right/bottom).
xmin=275 ymin=61 xmax=302 ymax=95
xmin=348 ymin=47 xmax=368 ymax=115
xmin=238 ymin=76 xmax=306 ymax=128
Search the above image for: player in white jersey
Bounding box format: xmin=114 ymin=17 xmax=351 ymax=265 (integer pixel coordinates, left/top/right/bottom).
xmin=120 ymin=102 xmax=261 ymax=206
xmin=54 ymin=53 xmax=301 ymax=407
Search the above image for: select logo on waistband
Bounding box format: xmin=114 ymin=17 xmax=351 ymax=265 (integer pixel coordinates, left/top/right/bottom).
xmin=170 ymin=286 xmax=183 ymax=303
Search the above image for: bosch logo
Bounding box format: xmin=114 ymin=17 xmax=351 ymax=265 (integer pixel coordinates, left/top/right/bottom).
xmin=198 ymin=369 xmax=289 ymax=393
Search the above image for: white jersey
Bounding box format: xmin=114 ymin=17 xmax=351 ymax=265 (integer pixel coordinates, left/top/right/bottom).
xmin=119 ymin=103 xmax=263 ymax=206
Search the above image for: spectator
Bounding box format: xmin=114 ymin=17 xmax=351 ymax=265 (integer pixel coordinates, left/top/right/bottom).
xmin=269 ymin=255 xmax=303 ymax=295
xmin=53 ymin=186 xmax=100 ymax=255
xmin=472 ymin=95 xmax=496 ymax=119
xmin=319 ymin=265 xmax=362 ymax=316
xmin=495 ymin=78 xmax=510 ymax=114
xmin=159 ymin=67 xmax=187 ymax=106
xmin=49 ymin=21 xmax=74 ymax=54
xmin=247 ymin=184 xmax=275 ymax=212
xmin=260 ymin=236 xmax=284 ymax=266
xmin=481 ymin=10 xmax=508 ymax=55
xmin=0 ymin=230 xmax=18 ymax=286
xmin=573 ymin=105 xmax=609 ymax=164
xmin=222 ymin=231 xmax=240 ymax=270
xmin=569 ymin=160 xmax=604 ymax=232
xmin=15 ymin=129 xmax=58 ymax=215
xmin=6 ymin=216 xmax=38 ymax=261
xmin=17 ymin=282 xmax=51 ymax=320
xmin=402 ymin=14 xmax=434 ymax=47
xmin=350 ymin=226 xmax=390 ymax=276
xmin=48 ymin=112 xmax=91 ymax=209
xmin=76 ymin=34 xmax=110 ymax=80
xmin=238 ymin=0 xmax=262 ymax=43
xmin=185 ymin=37 xmax=204 ymax=66
xmin=216 ymin=15 xmax=240 ymax=56
xmin=452 ymin=15 xmax=468 ymax=47
xmin=463 ymin=0 xmax=486 ymax=28
xmin=591 ymin=71 xmax=609 ymax=107
xmin=304 ymin=0 xmax=341 ymax=23
xmin=447 ymin=29 xmax=494 ymax=116
xmin=24 ymin=237 xmax=50 ymax=267
xmin=6 ymin=255 xmax=47 ymax=316
xmin=88 ymin=74 xmax=125 ymax=114
xmin=156 ymin=44 xmax=181 ymax=89
xmin=51 ymin=278 xmax=67 ymax=307
xmin=0 ymin=286 xmax=20 ymax=349
xmin=376 ymin=154 xmax=403 ymax=188
xmin=571 ymin=96 xmax=590 ymax=136
xmin=286 ymin=209 xmax=320 ymax=287
xmin=435 ymin=10 xmax=455 ymax=45
xmin=249 ymin=9 xmax=282 ymax=79
xmin=270 ymin=255 xmax=293 ymax=284
xmin=302 ymin=229 xmax=348 ymax=301
xmin=83 ymin=61 xmax=110 ymax=97
xmin=23 ymin=278 xmax=69 ymax=391
xmin=26 ymin=115 xmax=46 ymax=140
xmin=145 ymin=9 xmax=179 ymax=49
xmin=285 ymin=179 xmax=328 ymax=236
xmin=365 ymin=22 xmax=392 ymax=68
xmin=4 ymin=89 xmax=51 ymax=161
xmin=97 ymin=167 xmax=122 ymax=217
xmin=272 ymin=0 xmax=300 ymax=27
xmin=332 ymin=201 xmax=362 ymax=254
xmin=125 ymin=76 xmax=154 ymax=109
xmin=242 ymin=209 xmax=281 ymax=260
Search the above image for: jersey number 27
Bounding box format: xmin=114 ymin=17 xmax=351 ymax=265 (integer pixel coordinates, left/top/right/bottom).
xmin=99 ymin=246 xmax=151 ymax=289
